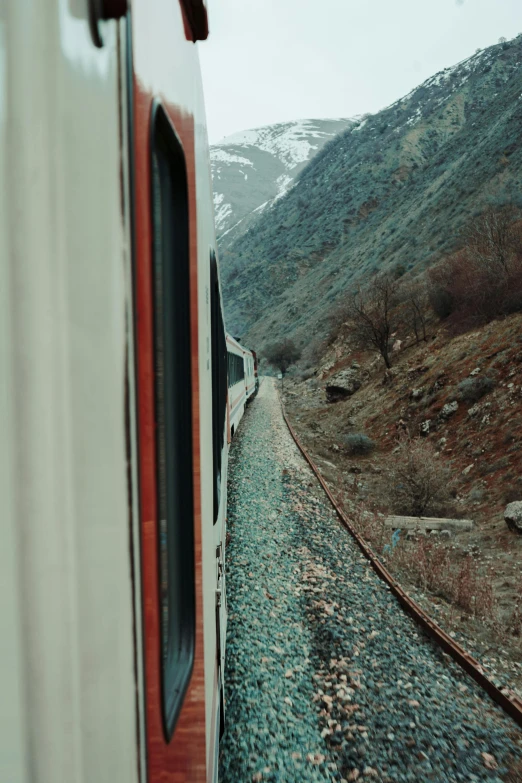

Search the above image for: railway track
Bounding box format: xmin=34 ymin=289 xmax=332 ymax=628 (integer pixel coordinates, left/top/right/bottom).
xmin=280 ymin=395 xmax=522 ymax=732
xmin=220 ymin=379 xmax=522 ymax=783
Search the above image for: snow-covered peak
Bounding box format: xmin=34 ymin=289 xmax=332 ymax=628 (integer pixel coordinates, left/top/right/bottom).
xmin=210 ymin=117 xmax=355 ymax=244
xmin=216 ymin=118 xmax=355 ymax=170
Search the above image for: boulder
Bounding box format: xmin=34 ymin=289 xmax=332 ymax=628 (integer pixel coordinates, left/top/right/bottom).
xmin=325 ymin=369 xmax=361 ymax=402
xmin=504 ymin=501 xmax=522 ymax=534
xmin=439 ymin=401 xmax=458 ymax=419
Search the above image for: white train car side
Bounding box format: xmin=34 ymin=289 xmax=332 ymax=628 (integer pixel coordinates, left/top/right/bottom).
xmin=226 ymin=335 xmax=256 ymax=438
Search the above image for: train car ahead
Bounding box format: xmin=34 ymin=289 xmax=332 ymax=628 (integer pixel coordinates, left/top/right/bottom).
xmin=226 ymin=335 xmax=257 ymax=437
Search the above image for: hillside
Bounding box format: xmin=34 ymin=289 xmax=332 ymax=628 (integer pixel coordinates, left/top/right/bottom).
xmin=211 ymin=119 xmax=355 ymax=251
xmin=220 ymin=36 xmax=522 ymax=346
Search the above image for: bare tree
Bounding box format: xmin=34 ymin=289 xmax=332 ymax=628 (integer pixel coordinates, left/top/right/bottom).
xmin=346 ymin=273 xmax=398 ymax=369
xmin=403 ymin=279 xmax=429 ymax=344
xmin=264 ymin=339 xmax=301 ymax=376
xmin=463 ymin=205 xmax=521 ymax=277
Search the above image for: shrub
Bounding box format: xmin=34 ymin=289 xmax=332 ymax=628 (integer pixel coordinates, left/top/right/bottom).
xmin=457 ymin=375 xmax=495 ymax=403
xmin=388 ymin=438 xmax=454 ymax=516
xmin=469 ymin=487 xmax=484 ymax=503
xmin=428 ymin=278 xmax=454 ymax=319
xmin=343 ymin=433 xmax=376 ymax=455
xmin=427 ymin=207 xmax=522 ymax=326
xmin=300 ymin=367 xmax=316 ymax=381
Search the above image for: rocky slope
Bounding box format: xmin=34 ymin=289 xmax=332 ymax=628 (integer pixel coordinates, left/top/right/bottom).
xmin=283 ymin=311 xmax=522 ymax=699
xmin=211 ymin=119 xmax=355 ymax=250
xmin=220 ymin=36 xmax=522 ymax=346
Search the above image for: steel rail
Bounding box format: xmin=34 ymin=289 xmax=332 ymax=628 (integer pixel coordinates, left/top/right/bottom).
xmin=279 ymin=393 xmax=522 ymax=729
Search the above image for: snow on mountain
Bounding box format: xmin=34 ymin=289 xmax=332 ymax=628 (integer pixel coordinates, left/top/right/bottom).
xmin=211 ymin=118 xmax=355 ymax=248
xmin=218 ymin=119 xmax=352 ymax=168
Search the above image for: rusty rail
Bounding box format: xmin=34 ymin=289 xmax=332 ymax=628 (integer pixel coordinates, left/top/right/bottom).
xmin=279 ymin=396 xmax=522 ymax=730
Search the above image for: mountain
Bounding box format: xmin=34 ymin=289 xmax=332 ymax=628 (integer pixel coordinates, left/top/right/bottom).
xmin=219 ymin=36 xmax=522 ymax=349
xmin=211 ymin=119 xmax=356 ymax=250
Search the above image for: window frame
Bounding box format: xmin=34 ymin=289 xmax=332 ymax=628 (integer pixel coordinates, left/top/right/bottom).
xmin=210 ymin=251 xmax=227 ymax=524
xmin=150 ymin=102 xmax=195 ymax=742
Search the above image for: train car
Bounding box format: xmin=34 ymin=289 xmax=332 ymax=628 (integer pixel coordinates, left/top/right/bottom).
xmin=0 ymin=2 xmax=230 ymax=782
xmin=226 ymin=335 xmax=257 ymax=437
xmin=227 ymin=334 xmax=247 ymax=436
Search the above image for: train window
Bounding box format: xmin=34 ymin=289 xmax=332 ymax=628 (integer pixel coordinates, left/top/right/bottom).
xmin=211 ymin=251 xmax=227 ymax=524
xmin=227 ymin=352 xmax=244 ymax=386
xmin=151 ymin=104 xmax=195 ymax=741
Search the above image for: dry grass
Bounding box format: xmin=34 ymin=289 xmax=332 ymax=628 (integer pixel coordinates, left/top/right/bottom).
xmin=335 ymin=488 xmax=519 ymax=638
xmin=334 ymin=493 xmax=387 ymax=552
xmin=390 ymin=536 xmax=500 ymax=624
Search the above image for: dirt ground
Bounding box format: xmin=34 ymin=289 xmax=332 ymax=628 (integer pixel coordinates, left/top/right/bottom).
xmin=282 ymin=312 xmax=522 ymax=699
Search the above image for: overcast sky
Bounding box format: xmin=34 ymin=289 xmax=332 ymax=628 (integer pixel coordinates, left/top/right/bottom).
xmin=199 ymin=0 xmax=521 ymax=144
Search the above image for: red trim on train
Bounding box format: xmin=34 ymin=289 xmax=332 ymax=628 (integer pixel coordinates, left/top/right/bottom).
xmin=133 ymin=81 xmax=207 ymax=782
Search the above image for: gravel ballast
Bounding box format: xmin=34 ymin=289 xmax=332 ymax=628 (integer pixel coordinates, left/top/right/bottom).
xmin=219 ymin=380 xmax=522 ymax=783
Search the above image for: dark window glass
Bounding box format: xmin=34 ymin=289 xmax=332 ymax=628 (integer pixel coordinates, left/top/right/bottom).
xmin=211 ymin=252 xmax=227 ymax=524
xmin=227 ymin=352 xmax=244 ymax=387
xmin=151 ymin=104 xmax=195 ymax=741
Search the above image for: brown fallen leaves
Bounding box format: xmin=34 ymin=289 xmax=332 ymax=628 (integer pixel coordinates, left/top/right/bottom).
xmin=306 ymin=752 xmax=326 ymax=765
xmin=481 ymin=752 xmax=498 ymax=770
xmin=344 ymin=767 xmax=378 ymax=781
